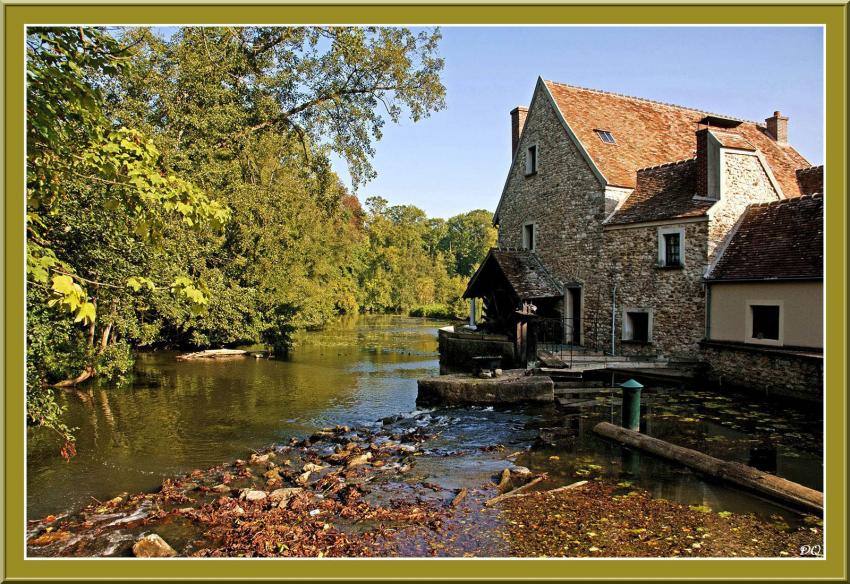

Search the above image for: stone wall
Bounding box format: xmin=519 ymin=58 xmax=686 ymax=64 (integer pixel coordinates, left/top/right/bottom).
xmin=708 ymin=152 xmax=782 ymax=258
xmin=601 ymin=220 xmax=710 ymax=357
xmin=496 ymin=82 xmax=608 ymax=348
xmin=417 ymin=372 xmax=554 ymax=406
xmin=701 ymin=342 xmax=823 ymax=402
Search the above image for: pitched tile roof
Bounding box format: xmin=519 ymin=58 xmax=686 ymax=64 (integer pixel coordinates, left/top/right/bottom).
xmin=464 ymin=249 xmax=562 ymax=300
xmin=604 ymin=158 xmax=714 ymax=226
xmin=796 ymin=165 xmax=824 ymax=195
xmin=706 ymin=194 xmax=823 ymax=281
xmin=543 ymin=80 xmax=811 ymax=196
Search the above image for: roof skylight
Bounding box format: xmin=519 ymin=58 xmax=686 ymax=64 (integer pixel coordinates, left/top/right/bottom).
xmin=595 ymin=129 xmax=616 ymax=144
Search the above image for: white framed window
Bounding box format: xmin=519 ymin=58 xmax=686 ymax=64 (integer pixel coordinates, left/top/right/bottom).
xmin=657 ymin=226 xmax=685 ymax=268
xmin=525 ymin=143 xmax=538 ymax=175
xmin=522 ymin=222 xmax=537 ymax=251
xmin=745 ymin=300 xmax=783 ymax=346
xmin=622 ymin=307 xmax=653 ymax=343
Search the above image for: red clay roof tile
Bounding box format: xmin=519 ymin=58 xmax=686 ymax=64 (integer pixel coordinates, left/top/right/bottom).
xmin=706 ymin=194 xmax=823 ymax=281
xmin=605 ymin=159 xmax=713 ymax=225
xmin=544 ymin=80 xmax=811 ymax=196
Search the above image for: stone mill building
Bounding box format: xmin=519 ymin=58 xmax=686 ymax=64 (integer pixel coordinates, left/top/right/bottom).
xmin=462 ymin=77 xmax=823 ymax=399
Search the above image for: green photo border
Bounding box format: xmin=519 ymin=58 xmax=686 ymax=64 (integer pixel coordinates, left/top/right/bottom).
xmin=3 ymin=2 xmax=846 ymax=581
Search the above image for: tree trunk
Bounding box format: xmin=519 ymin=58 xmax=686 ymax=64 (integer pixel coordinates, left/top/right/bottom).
xmin=86 ymin=297 xmax=97 ymax=347
xmin=593 ymin=421 xmax=823 ymax=514
xmin=52 ymin=366 xmax=95 ymax=388
xmin=99 ymin=321 xmax=113 ymax=353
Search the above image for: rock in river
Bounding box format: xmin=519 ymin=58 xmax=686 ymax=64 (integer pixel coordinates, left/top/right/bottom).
xmin=242 ymin=490 xmax=267 ymax=502
xmin=347 ymin=452 xmax=372 ymax=468
xmin=269 ymin=487 xmax=303 ymax=506
xmin=132 ymin=534 xmax=177 ymax=557
xmin=296 ymin=471 xmax=312 ymax=485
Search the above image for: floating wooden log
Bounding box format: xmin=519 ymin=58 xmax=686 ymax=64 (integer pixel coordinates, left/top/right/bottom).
xmin=536 ymin=480 xmax=588 ymax=496
xmin=593 ymin=421 xmax=823 ymax=514
xmin=496 ymin=468 xmax=512 ymax=492
xmin=485 ymin=474 xmax=547 ymax=507
xmin=451 ymin=488 xmax=468 ymax=507
xmin=176 ymin=349 xmax=248 ymax=362
xmin=501 ymin=480 xmax=589 ymax=500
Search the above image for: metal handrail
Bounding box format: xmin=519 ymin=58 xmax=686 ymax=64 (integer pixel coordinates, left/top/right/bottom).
xmin=533 ymin=315 xmax=579 ymax=368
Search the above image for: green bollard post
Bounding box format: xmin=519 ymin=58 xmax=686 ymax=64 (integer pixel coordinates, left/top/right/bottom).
xmin=620 ymin=379 xmax=644 ymax=432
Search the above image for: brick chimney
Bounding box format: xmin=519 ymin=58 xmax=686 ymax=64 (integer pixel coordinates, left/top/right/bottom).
xmin=765 ymin=111 xmax=788 ymax=143
xmin=695 ymin=128 xmax=710 ymax=197
xmin=511 ymin=106 xmax=528 ymax=156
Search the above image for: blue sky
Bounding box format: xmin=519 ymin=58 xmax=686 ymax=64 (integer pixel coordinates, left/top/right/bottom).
xmin=334 ymin=26 xmax=823 ymax=218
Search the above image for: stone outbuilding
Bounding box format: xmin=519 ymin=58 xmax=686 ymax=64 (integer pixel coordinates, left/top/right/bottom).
xmin=464 ymin=77 xmax=823 ymax=398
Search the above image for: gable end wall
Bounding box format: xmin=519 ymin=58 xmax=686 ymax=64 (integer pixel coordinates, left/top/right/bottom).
xmin=496 ymin=83 xmax=608 ymax=346
xmin=493 ymin=87 xmax=790 ymax=360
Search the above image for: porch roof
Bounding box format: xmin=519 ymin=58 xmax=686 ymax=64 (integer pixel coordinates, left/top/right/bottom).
xmin=464 ymin=249 xmax=563 ymax=301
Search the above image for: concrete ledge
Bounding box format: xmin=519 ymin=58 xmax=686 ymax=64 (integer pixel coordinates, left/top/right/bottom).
xmin=416 ymin=371 xmax=554 ymax=406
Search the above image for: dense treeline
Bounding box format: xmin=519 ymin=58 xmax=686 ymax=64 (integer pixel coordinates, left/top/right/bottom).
xmin=26 ymin=26 xmax=495 ymax=452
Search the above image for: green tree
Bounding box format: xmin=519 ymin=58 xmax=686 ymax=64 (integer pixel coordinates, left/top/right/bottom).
xmin=27 ymin=25 xmax=449 ymax=455
xmin=106 ymin=26 xmax=445 ymax=348
xmin=26 ymin=27 xmax=229 ymax=453
xmin=442 ymin=209 xmax=497 ymax=277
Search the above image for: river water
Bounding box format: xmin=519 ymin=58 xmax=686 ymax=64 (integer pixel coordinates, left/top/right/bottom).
xmin=27 ymin=315 xmax=823 ymax=526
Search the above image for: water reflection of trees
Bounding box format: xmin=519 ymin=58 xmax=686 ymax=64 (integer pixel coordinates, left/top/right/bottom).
xmin=28 ymin=318 xmax=446 ymax=518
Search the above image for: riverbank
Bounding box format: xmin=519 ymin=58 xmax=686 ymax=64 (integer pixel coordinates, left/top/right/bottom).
xmin=27 ymin=422 xmax=821 ymax=558
xmin=26 ymin=316 xmax=451 ymax=518
xmin=26 ymin=316 xmax=824 ymax=558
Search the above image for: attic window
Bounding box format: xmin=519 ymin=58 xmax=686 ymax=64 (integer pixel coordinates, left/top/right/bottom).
xmin=595 ymin=130 xmax=616 ymax=144
xmin=525 ymin=144 xmax=538 ymax=175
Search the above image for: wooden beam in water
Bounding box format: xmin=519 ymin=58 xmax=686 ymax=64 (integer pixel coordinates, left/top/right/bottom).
xmin=593 ymin=421 xmax=823 ymax=514
xmin=176 ymin=349 xmax=248 ymax=361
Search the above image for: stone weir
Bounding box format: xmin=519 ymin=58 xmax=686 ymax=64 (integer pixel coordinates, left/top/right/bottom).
xmin=416 ymin=370 xmax=554 ymax=407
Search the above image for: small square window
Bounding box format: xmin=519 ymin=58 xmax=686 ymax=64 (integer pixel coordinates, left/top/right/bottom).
xmin=623 ymin=308 xmax=652 ymax=343
xmin=595 ymin=129 xmax=616 ymax=144
xmin=627 ymin=312 xmax=649 ymax=342
xmin=525 ymin=144 xmax=538 ymax=175
xmin=751 ymin=305 xmax=780 ymax=340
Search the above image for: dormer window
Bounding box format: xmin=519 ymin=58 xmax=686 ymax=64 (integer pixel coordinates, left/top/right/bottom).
xmin=595 ymin=129 xmax=616 ymax=144
xmin=525 ymin=144 xmax=538 ymax=175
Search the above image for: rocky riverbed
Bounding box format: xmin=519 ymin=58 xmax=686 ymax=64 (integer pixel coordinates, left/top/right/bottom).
xmin=27 ymin=416 xmax=821 ymax=558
